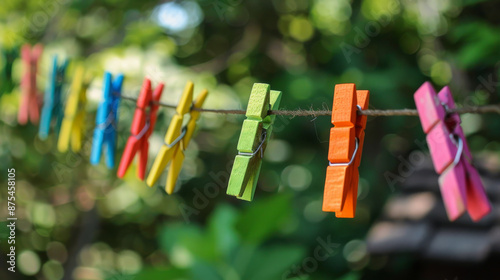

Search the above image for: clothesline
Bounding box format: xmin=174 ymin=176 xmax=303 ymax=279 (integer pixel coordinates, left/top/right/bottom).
xmin=119 ymin=94 xmax=500 ymax=117
xmin=12 ymin=42 xmax=497 ymax=223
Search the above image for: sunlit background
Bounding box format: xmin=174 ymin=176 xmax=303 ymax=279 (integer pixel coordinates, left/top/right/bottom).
xmin=1 ymin=0 xmax=500 ymax=279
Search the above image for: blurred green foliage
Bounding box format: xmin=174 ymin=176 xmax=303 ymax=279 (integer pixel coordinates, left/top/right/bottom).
xmin=1 ymin=0 xmax=500 ymax=279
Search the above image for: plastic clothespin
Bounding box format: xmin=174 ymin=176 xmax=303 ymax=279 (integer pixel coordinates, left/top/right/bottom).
xmin=322 ymin=84 xmax=369 ymax=218
xmin=39 ymin=56 xmax=69 ymax=140
xmin=117 ymin=78 xmax=164 ymax=180
xmin=414 ymin=82 xmax=491 ymax=221
xmin=227 ymin=83 xmax=282 ymax=201
xmin=437 ymin=88 xmax=490 ymax=220
xmin=57 ymin=65 xmax=89 ymax=153
xmin=146 ymin=81 xmax=208 ymax=194
xmin=18 ymin=44 xmax=43 ymax=125
xmin=90 ymin=72 xmax=124 ymax=169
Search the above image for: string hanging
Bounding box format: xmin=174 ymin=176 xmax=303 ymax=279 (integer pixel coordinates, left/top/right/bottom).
xmin=119 ymin=93 xmax=500 ymax=117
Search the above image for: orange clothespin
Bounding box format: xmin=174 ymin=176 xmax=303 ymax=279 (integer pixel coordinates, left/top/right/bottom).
xmin=323 ymin=83 xmax=369 ymax=218
xmin=18 ymin=44 xmax=43 ymax=125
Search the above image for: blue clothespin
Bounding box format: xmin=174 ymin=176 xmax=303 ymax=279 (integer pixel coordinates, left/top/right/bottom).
xmin=39 ymin=55 xmax=68 ymax=139
xmin=90 ymin=72 xmax=124 ymax=169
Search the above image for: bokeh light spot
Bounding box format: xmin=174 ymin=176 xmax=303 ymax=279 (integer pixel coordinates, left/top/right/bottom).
xmin=152 ymin=1 xmax=203 ymax=34
xmin=117 ymin=250 xmax=142 ymax=274
xmin=343 ymin=239 xmax=368 ymax=265
xmin=171 ymin=245 xmax=193 ymax=268
xmin=47 ymin=241 xmax=68 ymax=263
xmin=430 ymin=60 xmax=452 ymax=85
xmin=265 ymin=139 xmax=292 ymax=162
xmin=303 ymin=200 xmax=327 ymax=223
xmin=281 ymin=165 xmax=312 ymax=190
xmin=19 ymin=250 xmax=41 ymax=276
xmin=461 ymin=114 xmax=482 ymax=135
xmin=289 ymin=17 xmax=314 ymax=42
xmin=42 ymin=260 xmax=64 ymax=280
xmin=31 ymin=203 xmax=56 ymax=228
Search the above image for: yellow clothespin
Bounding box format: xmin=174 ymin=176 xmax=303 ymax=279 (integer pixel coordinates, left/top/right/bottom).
xmin=146 ymin=81 xmax=208 ymax=194
xmin=57 ymin=66 xmax=88 ymax=153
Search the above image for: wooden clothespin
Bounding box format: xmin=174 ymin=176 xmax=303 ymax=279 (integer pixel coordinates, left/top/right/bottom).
xmin=227 ymin=83 xmax=282 ymax=201
xmin=18 ymin=44 xmax=43 ymax=125
xmin=146 ymin=81 xmax=208 ymax=193
xmin=323 ymin=83 xmax=369 ymax=218
xmin=117 ymin=78 xmax=164 ymax=179
xmin=57 ymin=65 xmax=89 ymax=153
xmin=39 ymin=55 xmax=69 ymax=139
xmin=414 ymin=82 xmax=491 ymax=221
xmin=90 ymin=72 xmax=124 ymax=169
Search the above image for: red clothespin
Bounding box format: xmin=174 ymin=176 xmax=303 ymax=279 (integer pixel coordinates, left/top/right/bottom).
xmin=414 ymin=82 xmax=491 ymax=221
xmin=323 ymin=83 xmax=369 ymax=218
xmin=117 ymin=78 xmax=164 ymax=179
xmin=18 ymin=44 xmax=43 ymax=125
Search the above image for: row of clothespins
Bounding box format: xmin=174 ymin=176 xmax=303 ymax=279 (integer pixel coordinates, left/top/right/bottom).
xmin=17 ymin=44 xmax=208 ymax=195
xmin=13 ymin=44 xmax=492 ymax=222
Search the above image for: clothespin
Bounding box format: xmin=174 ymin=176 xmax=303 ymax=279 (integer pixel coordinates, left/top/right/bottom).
xmin=322 ymin=84 xmax=369 ymax=218
xmin=90 ymin=72 xmax=124 ymax=169
xmin=414 ymin=82 xmax=491 ymax=221
xmin=146 ymin=81 xmax=208 ymax=193
xmin=226 ymin=83 xmax=282 ymax=201
xmin=39 ymin=55 xmax=69 ymax=140
xmin=117 ymin=78 xmax=164 ymax=179
xmin=18 ymin=44 xmax=43 ymax=125
xmin=57 ymin=65 xmax=89 ymax=153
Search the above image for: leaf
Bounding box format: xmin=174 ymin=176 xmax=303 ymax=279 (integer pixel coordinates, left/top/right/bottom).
xmin=449 ymin=22 xmax=500 ymax=68
xmin=191 ymin=260 xmax=224 ymax=280
xmin=235 ymin=193 xmax=292 ymax=244
xmin=159 ymin=223 xmax=202 ymax=253
xmin=338 ymin=272 xmax=361 ymax=280
xmin=159 ymin=222 xmax=217 ymax=261
xmin=207 ymin=204 xmax=240 ymax=259
xmin=129 ymin=267 xmax=190 ymax=280
xmin=241 ymin=245 xmax=306 ymax=280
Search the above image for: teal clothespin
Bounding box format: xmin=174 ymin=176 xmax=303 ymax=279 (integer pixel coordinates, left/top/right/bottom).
xmin=227 ymin=83 xmax=282 ymax=201
xmin=39 ymin=55 xmax=68 ymax=140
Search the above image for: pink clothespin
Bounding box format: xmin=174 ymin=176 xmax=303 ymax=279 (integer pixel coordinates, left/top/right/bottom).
xmin=414 ymin=82 xmax=491 ymax=221
xmin=18 ymin=44 xmax=43 ymax=125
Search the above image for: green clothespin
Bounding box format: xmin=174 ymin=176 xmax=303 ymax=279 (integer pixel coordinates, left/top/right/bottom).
xmin=227 ymin=83 xmax=282 ymax=201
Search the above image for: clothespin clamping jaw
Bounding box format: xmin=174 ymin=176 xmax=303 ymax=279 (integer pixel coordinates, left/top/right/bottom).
xmin=39 ymin=55 xmax=69 ymax=139
xmin=323 ymin=83 xmax=369 ymax=218
xmin=414 ymin=82 xmax=491 ymax=221
xmin=118 ymin=78 xmax=164 ymax=179
xmin=146 ymin=81 xmax=208 ymax=194
xmin=18 ymin=44 xmax=43 ymax=125
xmin=58 ymin=65 xmax=89 ymax=153
xmin=227 ymin=83 xmax=282 ymax=201
xmin=90 ymin=72 xmax=124 ymax=169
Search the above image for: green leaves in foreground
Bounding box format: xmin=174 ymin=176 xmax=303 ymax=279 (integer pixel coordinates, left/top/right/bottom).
xmin=236 ymin=192 xmax=293 ymax=244
xmin=153 ymin=193 xmax=303 ymax=280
